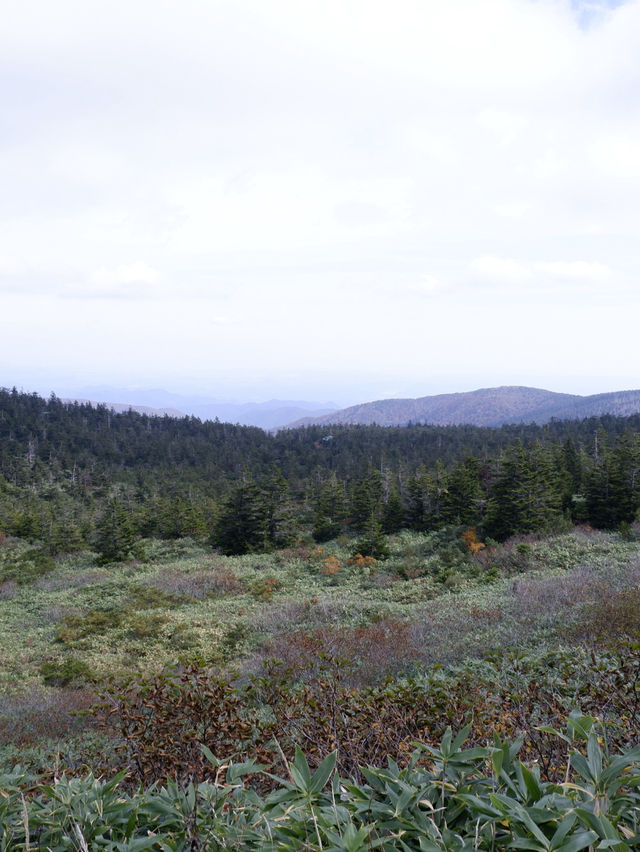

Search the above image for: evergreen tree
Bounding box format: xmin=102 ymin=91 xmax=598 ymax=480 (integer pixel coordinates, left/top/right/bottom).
xmin=380 ymin=484 xmax=405 ymax=533
xmin=349 ymin=468 xmax=383 ymax=530
xmin=353 ymin=514 xmax=389 ymax=560
xmin=484 ymin=443 xmax=562 ymax=540
xmin=586 ymin=432 xmax=640 ymax=528
xmin=441 ymin=457 xmax=483 ymax=526
xmin=94 ymin=498 xmax=135 ymax=564
xmin=312 ymin=473 xmax=347 ymax=542
xmin=263 ymin=468 xmax=298 ymax=549
xmin=211 ymin=475 xmax=268 ymax=555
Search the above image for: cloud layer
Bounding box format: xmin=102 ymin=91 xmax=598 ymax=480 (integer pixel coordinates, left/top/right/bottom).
xmin=2 ymin=0 xmax=639 ymax=400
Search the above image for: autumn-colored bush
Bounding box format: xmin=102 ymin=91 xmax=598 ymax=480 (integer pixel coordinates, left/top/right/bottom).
xmin=95 ymin=663 xmax=276 ymax=786
xmin=461 ymin=527 xmax=485 ymax=554
xmin=0 ymin=686 xmax=97 ymax=746
xmin=250 ymin=575 xmax=280 ymax=601
xmin=141 ymin=564 xmax=244 ymax=600
xmin=571 ymin=585 xmax=640 ymax=645
xmin=346 ymin=553 xmax=376 ymax=568
xmin=321 ymin=555 xmax=341 ymax=575
xmin=93 ymin=643 xmax=640 ymax=790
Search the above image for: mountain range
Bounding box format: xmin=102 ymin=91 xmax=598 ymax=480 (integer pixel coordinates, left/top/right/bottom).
xmin=283 ymin=386 xmax=640 ymax=429
xmin=57 ymin=386 xmax=337 ymax=429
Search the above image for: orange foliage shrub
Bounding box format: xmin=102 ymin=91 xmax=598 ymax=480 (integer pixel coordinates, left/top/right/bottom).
xmin=462 ymin=527 xmax=486 ymax=554
xmin=322 ymin=556 xmax=342 ymax=576
xmin=251 ymin=576 xmax=281 ymax=601
xmin=347 ymin=553 xmax=376 ymax=568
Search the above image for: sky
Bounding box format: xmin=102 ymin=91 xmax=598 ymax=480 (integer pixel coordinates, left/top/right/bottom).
xmin=1 ymin=0 xmax=639 ymax=406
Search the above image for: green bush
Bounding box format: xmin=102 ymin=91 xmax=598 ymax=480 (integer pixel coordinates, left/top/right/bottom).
xmin=126 ymin=612 xmax=166 ymax=639
xmin=0 ymin=545 xmax=55 ymax=584
xmin=39 ymin=657 xmax=94 ymax=687
xmin=55 ymin=608 xmax=122 ymax=645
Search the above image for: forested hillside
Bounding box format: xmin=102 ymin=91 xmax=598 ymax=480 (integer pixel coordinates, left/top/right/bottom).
xmin=4 ymin=387 xmax=640 ymax=849
xmin=1 ymin=386 xmax=640 ymax=566
xmin=288 ymin=385 xmax=640 ymax=428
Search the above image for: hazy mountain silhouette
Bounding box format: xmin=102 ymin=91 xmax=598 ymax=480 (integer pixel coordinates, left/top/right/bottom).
xmin=284 ymin=386 xmax=640 ymax=428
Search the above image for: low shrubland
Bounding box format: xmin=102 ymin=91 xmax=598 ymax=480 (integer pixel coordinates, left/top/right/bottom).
xmin=1 ymin=525 xmax=640 ymax=847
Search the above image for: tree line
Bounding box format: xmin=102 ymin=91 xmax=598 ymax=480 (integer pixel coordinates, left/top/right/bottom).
xmin=1 ymin=387 xmax=640 ymax=562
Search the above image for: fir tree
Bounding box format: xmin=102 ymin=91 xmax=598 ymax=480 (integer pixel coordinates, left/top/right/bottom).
xmin=211 ymin=475 xmax=268 ymax=555
xmin=94 ymin=498 xmax=135 ymax=564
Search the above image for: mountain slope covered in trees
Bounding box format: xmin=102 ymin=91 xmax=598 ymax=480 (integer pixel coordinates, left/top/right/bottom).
xmin=2 ymin=386 xmax=640 ymax=566
xmin=286 ymin=385 xmax=640 ymax=428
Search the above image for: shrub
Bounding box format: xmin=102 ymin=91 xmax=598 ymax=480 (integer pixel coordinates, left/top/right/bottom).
xmin=0 ymin=579 xmax=18 ymax=599
xmin=141 ymin=564 xmax=244 ymax=600
xmin=126 ymin=612 xmax=166 ymax=639
xmin=461 ymin=526 xmax=485 ymax=554
xmin=34 ymin=568 xmax=110 ymax=591
xmin=55 ymin=608 xmax=122 ymax=645
xmin=39 ymin=657 xmax=95 ymax=687
xmin=346 ymin=553 xmax=375 ymax=569
xmin=4 ymin=722 xmax=640 ymax=850
xmin=321 ymin=555 xmax=342 ymax=575
xmin=250 ymin=576 xmax=280 ymax=601
xmin=0 ymin=546 xmax=55 ymax=584
xmin=0 ymin=686 xmax=96 ymax=746
xmin=127 ymin=583 xmax=179 ymax=609
xmin=94 ymin=663 xmax=275 ymax=785
xmin=571 ymin=585 xmax=640 ymax=645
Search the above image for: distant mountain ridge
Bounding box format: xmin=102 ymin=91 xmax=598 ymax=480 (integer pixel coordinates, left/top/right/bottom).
xmin=58 ymin=387 xmax=337 ymax=428
xmin=62 ymin=398 xmax=186 ymax=418
xmin=284 ymin=386 xmax=640 ymax=429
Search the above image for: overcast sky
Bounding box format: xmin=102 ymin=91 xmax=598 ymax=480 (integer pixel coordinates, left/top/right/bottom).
xmin=2 ymin=0 xmax=639 ymax=405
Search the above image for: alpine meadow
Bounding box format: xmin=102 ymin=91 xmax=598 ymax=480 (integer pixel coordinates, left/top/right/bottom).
xmin=3 ymin=387 xmax=640 ymax=848
xmin=4 ymin=0 xmax=640 ymax=846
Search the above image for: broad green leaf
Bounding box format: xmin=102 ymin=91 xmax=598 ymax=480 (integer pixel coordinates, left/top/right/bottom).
xmin=308 ymin=752 xmax=337 ymax=794
xmin=289 ymin=746 xmax=312 ymax=791
xmin=553 ymin=830 xmax=598 ymax=852
xmin=518 ymin=762 xmax=543 ymax=802
xmin=507 ymin=838 xmax=548 ymax=851
xmin=451 ymin=724 xmax=472 ymax=752
xmin=570 ymin=752 xmax=593 ymax=784
xmin=586 ymin=733 xmax=603 ymax=781
xmin=550 ymin=814 xmax=575 ymax=847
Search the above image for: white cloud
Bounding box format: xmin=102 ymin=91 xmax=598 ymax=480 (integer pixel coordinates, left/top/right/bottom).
xmin=468 ymin=256 xmax=616 ymax=289
xmin=0 ymin=255 xmax=27 ymax=277
xmin=82 ymin=262 xmax=160 ymax=298
xmin=491 ymin=202 xmax=532 ymax=219
xmin=1 ymin=0 xmax=640 ymax=397
xmin=469 ymin=256 xmax=533 ymax=283
xmin=409 ymin=275 xmax=448 ymax=296
xmin=476 ymin=109 xmax=529 ymax=147
xmin=590 ymin=136 xmax=640 ymax=178
xmin=536 ymin=260 xmax=613 ymax=280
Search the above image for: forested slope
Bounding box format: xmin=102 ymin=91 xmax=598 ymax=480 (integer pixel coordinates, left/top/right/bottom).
xmin=1 ymin=386 xmax=640 ymax=566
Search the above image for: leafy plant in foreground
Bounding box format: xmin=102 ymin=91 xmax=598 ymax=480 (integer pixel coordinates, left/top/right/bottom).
xmin=3 ymin=718 xmax=640 ymax=850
